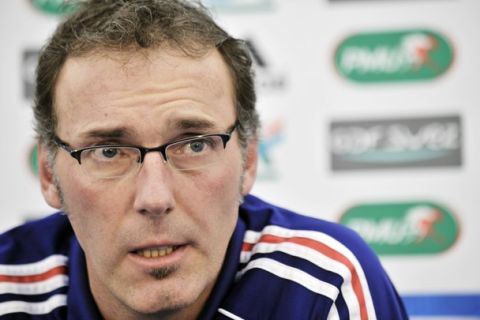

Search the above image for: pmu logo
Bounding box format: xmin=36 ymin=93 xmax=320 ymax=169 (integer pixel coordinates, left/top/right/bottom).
xmin=30 ymin=0 xmax=78 ymax=15
xmin=340 ymin=201 xmax=459 ymax=255
xmin=330 ymin=115 xmax=462 ymax=171
xmin=245 ymin=39 xmax=286 ymax=92
xmin=203 ymin=0 xmax=273 ymax=12
xmin=335 ymin=29 xmax=454 ymax=83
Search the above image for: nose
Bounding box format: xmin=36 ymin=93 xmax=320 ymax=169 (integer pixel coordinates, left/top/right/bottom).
xmin=133 ymin=152 xmax=176 ymax=217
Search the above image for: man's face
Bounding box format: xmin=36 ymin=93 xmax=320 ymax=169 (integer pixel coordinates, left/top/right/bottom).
xmin=38 ymin=48 xmax=257 ymax=319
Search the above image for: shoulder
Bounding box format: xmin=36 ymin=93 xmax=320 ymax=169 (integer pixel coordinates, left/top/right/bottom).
xmin=229 ymin=195 xmax=408 ymax=319
xmin=0 ymin=213 xmax=73 ymax=264
xmin=239 ymin=194 xmax=378 ymax=284
xmin=0 ymin=213 xmax=72 ymax=319
xmin=240 ymin=194 xmax=372 ymax=258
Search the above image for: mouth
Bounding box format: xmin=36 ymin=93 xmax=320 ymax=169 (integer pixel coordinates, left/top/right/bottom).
xmin=133 ymin=245 xmax=181 ymax=259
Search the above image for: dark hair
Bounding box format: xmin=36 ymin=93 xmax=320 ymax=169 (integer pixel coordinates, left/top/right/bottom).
xmin=34 ymin=0 xmax=259 ymax=153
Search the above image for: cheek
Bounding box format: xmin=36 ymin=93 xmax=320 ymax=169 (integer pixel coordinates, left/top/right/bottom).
xmin=178 ymin=170 xmax=240 ymax=264
xmin=59 ymin=174 xmax=133 ymax=247
xmin=174 ymin=163 xmax=242 ymax=230
xmin=180 ymin=164 xmax=241 ymax=205
xmin=60 ymin=166 xmax=132 ymax=212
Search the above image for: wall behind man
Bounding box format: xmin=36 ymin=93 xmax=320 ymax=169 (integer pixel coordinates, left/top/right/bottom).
xmin=1 ymin=0 xmax=479 ymax=318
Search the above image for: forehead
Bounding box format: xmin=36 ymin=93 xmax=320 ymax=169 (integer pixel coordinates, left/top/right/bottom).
xmin=54 ymin=48 xmax=236 ymax=141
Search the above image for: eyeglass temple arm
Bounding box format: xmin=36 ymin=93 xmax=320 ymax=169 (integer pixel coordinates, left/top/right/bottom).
xmin=52 ymin=137 xmax=85 ymax=164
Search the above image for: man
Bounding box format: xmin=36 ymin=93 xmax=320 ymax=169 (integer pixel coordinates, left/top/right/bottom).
xmin=0 ymin=1 xmax=408 ymax=319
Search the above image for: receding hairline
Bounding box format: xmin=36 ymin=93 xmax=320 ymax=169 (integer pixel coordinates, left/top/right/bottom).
xmin=51 ymin=45 xmax=238 ymax=138
xmin=51 ymin=44 xmax=238 ymax=100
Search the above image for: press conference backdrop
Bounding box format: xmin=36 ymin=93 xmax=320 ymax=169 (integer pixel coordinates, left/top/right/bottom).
xmin=1 ymin=0 xmax=479 ymax=318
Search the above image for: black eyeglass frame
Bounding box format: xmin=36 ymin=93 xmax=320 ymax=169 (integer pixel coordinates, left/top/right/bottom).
xmin=53 ymin=121 xmax=238 ymax=165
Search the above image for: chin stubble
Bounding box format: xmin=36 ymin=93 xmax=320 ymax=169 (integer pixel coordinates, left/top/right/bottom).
xmin=149 ymin=266 xmax=177 ymax=280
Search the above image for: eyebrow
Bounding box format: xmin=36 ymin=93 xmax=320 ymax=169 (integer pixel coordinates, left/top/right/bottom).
xmin=80 ymin=127 xmax=133 ymax=140
xmin=78 ymin=118 xmax=218 ymax=141
xmin=169 ymin=118 xmax=217 ymax=131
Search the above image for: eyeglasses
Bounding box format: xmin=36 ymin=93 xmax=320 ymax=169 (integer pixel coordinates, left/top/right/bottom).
xmin=53 ymin=122 xmax=238 ymax=179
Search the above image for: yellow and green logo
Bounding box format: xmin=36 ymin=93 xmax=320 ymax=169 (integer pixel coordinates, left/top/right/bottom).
xmin=335 ymin=29 xmax=454 ymax=83
xmin=340 ymin=201 xmax=459 ymax=255
xmin=31 ymin=0 xmax=78 ymax=16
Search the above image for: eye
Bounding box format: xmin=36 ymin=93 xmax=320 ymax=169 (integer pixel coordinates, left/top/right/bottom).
xmin=101 ymin=147 xmax=118 ymax=158
xmin=167 ymin=136 xmax=220 ymax=158
xmin=89 ymin=147 xmax=120 ymax=160
xmin=81 ymin=146 xmax=139 ymax=168
xmin=189 ymin=140 xmax=206 ymax=153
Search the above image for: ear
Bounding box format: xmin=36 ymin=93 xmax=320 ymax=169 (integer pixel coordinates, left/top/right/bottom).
xmin=38 ymin=143 xmax=62 ymax=209
xmin=241 ymin=139 xmax=258 ymax=195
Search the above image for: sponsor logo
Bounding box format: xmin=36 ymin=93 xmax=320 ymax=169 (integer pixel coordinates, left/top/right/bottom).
xmin=29 ymin=144 xmax=39 ymax=177
xmin=330 ymin=115 xmax=462 ymax=171
xmin=335 ymin=29 xmax=454 ymax=83
xmin=340 ymin=201 xmax=459 ymax=255
xmin=203 ymin=0 xmax=273 ymax=12
xmin=257 ymin=118 xmax=285 ymax=180
xmin=22 ymin=49 xmax=41 ymax=100
xmin=246 ymin=39 xmax=287 ymax=92
xmin=30 ymin=0 xmax=78 ymax=15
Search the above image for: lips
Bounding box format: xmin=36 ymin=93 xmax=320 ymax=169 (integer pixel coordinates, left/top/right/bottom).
xmin=130 ymin=241 xmax=189 ymax=261
xmin=135 ymin=246 xmax=178 ymax=258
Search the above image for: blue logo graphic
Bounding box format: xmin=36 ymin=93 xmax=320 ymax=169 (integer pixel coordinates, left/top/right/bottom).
xmin=257 ymin=119 xmax=284 ymax=180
